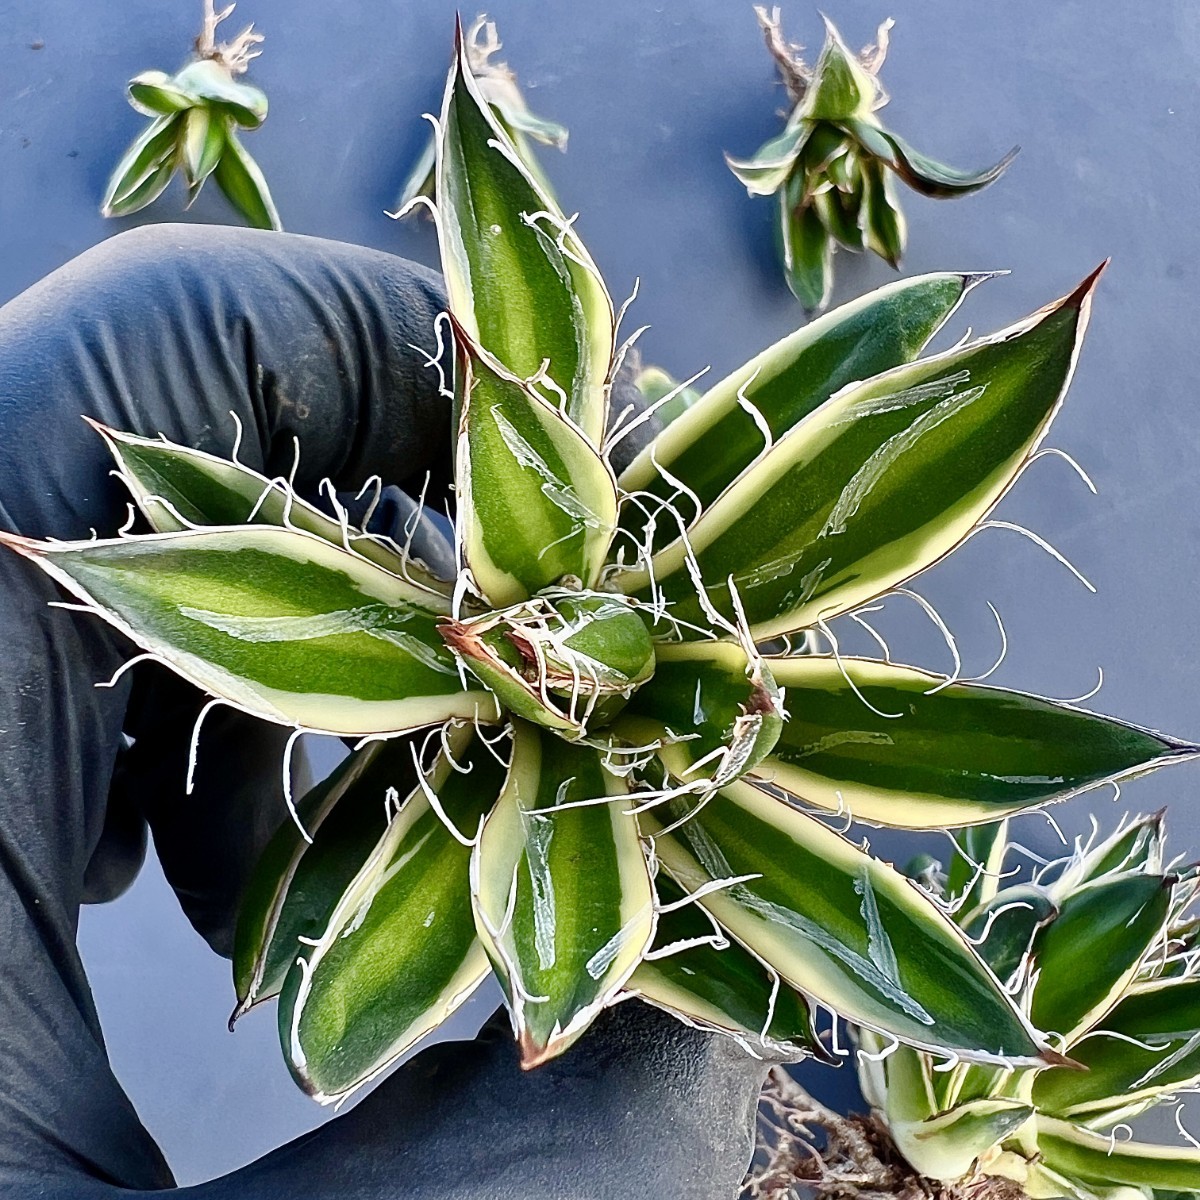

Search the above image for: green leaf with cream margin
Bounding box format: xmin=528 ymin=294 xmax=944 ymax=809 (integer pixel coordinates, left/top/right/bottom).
xmin=617 ymin=268 xmax=1101 ymax=640
xmin=470 ymin=721 xmax=654 ymax=1067
xmin=232 ymin=738 xmax=416 ymax=1019
xmin=642 ymin=775 xmax=1052 ymax=1064
xmin=618 ymin=271 xmax=986 ymax=530
xmin=1 ymin=526 xmax=498 ymax=736
xmin=745 ymin=656 xmax=1196 ymax=829
xmin=452 ymin=323 xmax=617 ymax=606
xmin=1034 ymin=1117 xmax=1200 ymax=1193
xmin=89 ymin=419 xmax=451 ymax=596
xmin=1031 ymin=978 xmax=1200 ymax=1124
xmin=625 ymin=873 xmax=825 ymax=1060
xmin=617 ymin=640 xmax=784 ymax=789
xmin=434 ymin=19 xmax=613 ymax=443
xmin=280 ymin=725 xmax=506 ymax=1103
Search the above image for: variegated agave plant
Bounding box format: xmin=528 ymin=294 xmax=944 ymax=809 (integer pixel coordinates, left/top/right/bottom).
xmin=5 ymin=23 xmax=1196 ymax=1105
xmin=729 ymin=8 xmax=1016 ymax=311
xmin=853 ymin=816 xmax=1200 ymax=1197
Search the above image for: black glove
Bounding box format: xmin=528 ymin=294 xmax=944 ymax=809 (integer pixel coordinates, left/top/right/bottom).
xmin=0 ymin=224 xmax=766 ymax=1199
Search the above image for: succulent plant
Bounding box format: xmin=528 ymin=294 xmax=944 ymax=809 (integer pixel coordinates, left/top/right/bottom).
xmin=394 ymin=13 xmax=567 ymax=218
xmin=849 ymin=815 xmax=1200 ymax=1197
xmin=728 ymin=8 xmax=1016 ymax=312
xmin=8 ymin=20 xmax=1196 ymax=1106
xmin=102 ymin=0 xmax=280 ymax=230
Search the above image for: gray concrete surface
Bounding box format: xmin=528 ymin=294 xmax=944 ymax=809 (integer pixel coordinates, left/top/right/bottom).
xmin=2 ymin=0 xmax=1198 ymax=1185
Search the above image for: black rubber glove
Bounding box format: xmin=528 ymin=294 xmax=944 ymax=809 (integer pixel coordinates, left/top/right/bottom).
xmin=0 ymin=224 xmax=766 ymax=1199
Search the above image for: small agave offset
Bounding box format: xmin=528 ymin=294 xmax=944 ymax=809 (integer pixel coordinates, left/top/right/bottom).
xmin=855 ymin=817 xmax=1200 ymax=1196
xmin=102 ymin=1 xmax=280 ymax=230
xmin=729 ymin=8 xmax=1016 ymax=311
xmin=7 ymin=22 xmax=1196 ymax=1103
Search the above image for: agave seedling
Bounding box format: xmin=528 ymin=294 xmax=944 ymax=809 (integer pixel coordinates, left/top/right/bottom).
xmin=728 ymin=8 xmax=1016 ymax=312
xmin=842 ymin=816 xmax=1200 ymax=1197
xmin=102 ymin=0 xmax=280 ymax=230
xmin=394 ymin=13 xmax=567 ymax=217
xmin=6 ymin=22 xmax=1196 ymax=1105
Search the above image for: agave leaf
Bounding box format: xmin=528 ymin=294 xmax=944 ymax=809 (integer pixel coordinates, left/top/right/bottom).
xmin=214 ymin=129 xmax=281 ymax=230
xmin=619 ymin=272 xmax=982 ymax=518
xmin=172 ymin=59 xmax=268 ymax=128
xmin=105 ymin=158 xmax=178 ymax=219
xmin=626 ymin=874 xmax=823 ymax=1059
xmin=1032 ymin=979 xmax=1200 ymax=1122
xmin=280 ymin=725 xmax=504 ymax=1102
xmin=725 ymin=117 xmax=812 ymax=196
xmin=947 ymin=821 xmax=1009 ymax=910
xmin=1035 ymin=1117 xmax=1200 ymax=1192
xmin=813 ymin=184 xmax=866 ymax=253
xmin=643 ymin=777 xmax=1049 ymax=1064
xmin=471 ymin=721 xmax=655 ymax=1067
xmin=128 ymin=69 xmax=198 ymax=116
xmin=617 ymin=641 xmax=783 ymax=788
xmin=90 ymin=420 xmax=451 ymax=596
xmin=181 ymin=104 xmax=225 ymax=191
xmin=798 ymin=19 xmax=880 ymax=123
xmin=1 ymin=526 xmax=497 ymax=736
xmin=750 ymin=657 xmax=1194 ymax=828
xmin=435 ymin=21 xmax=613 ymax=443
xmin=1029 ymin=873 xmax=1175 ymax=1043
xmin=860 ymin=157 xmax=907 ymax=267
xmin=452 ymin=324 xmax=617 ymax=606
xmin=620 ymin=269 xmax=1100 ymax=639
xmin=232 ymin=739 xmax=415 ymax=1018
xmin=847 ymin=119 xmax=1017 ymax=199
xmin=101 ymin=114 xmax=180 ymax=216
xmin=891 ymin=1098 xmax=1035 ymax=1183
xmin=780 ymin=180 xmax=833 ymax=312
xmin=961 ymin=883 xmax=1058 ymax=982
xmin=1050 ymin=811 xmax=1167 ymax=897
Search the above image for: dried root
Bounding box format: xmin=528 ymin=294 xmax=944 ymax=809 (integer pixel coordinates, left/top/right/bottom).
xmin=740 ymin=1068 xmax=1029 ymax=1200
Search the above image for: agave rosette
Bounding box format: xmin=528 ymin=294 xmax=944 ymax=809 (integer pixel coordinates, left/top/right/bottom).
xmin=728 ymin=8 xmax=1016 ymax=311
xmin=857 ymin=817 xmax=1200 ymax=1197
xmin=8 ymin=22 xmax=1196 ymax=1104
xmin=102 ymin=4 xmax=279 ymax=230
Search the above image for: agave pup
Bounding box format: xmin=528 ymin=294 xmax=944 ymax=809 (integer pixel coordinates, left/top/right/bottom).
xmin=728 ymin=8 xmax=1016 ymax=311
xmin=7 ymin=21 xmax=1194 ymax=1104
xmin=102 ymin=0 xmax=280 ymax=230
xmin=839 ymin=816 xmax=1200 ymax=1197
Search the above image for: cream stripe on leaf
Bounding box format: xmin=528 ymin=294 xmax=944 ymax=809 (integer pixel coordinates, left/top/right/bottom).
xmin=618 ymin=269 xmax=1100 ymax=640
xmin=626 ymin=873 xmax=824 ymax=1061
xmin=452 ymin=322 xmax=617 ymax=607
xmin=1034 ymin=1117 xmax=1200 ymax=1192
xmin=232 ymin=738 xmax=418 ymax=1019
xmin=3 ymin=525 xmax=498 ymax=736
xmin=619 ymin=272 xmax=982 ymax=520
xmin=279 ymin=724 xmax=507 ymax=1103
xmin=435 ymin=18 xmax=613 ymax=444
xmin=643 ymin=772 xmax=1051 ymax=1065
xmin=91 ymin=420 xmax=451 ymax=599
xmin=752 ymin=656 xmax=1196 ymax=829
xmin=471 ymin=720 xmax=655 ymax=1068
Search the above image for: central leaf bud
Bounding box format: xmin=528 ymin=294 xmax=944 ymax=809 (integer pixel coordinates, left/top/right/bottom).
xmin=439 ymin=591 xmax=656 ymax=739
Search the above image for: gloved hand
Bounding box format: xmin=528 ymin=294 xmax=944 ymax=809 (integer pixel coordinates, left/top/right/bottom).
xmin=0 ymin=224 xmax=767 ymax=1199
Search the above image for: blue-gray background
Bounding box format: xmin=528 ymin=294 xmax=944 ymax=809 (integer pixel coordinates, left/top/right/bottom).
xmin=2 ymin=0 xmax=1198 ymax=1186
